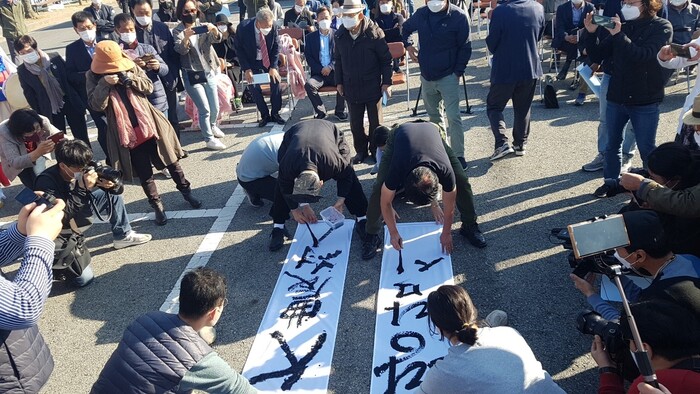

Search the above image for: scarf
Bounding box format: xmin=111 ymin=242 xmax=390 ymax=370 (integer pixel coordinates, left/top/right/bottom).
xmin=24 ymin=51 xmax=64 ymax=115
xmin=108 ymin=87 xmax=158 ymax=149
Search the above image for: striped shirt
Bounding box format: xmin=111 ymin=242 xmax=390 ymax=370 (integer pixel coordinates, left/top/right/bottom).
xmin=0 ymin=224 xmax=55 ymax=330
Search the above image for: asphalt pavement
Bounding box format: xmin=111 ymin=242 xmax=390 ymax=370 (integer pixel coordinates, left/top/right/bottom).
xmin=0 ymin=3 xmax=692 ymax=393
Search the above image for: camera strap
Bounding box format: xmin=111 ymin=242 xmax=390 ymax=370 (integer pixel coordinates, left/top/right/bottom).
xmin=87 ymin=190 xmax=114 ymax=223
xmin=671 ymin=356 xmax=700 ymax=373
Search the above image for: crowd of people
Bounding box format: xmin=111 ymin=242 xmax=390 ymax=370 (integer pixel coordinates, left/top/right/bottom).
xmin=0 ymin=0 xmax=698 ymax=392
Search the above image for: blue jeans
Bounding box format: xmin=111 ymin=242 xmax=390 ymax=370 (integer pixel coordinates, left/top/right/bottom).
xmin=183 ymin=70 xmax=219 ymax=142
xmin=603 ymin=102 xmax=659 ymax=179
xmin=599 ymin=73 xmax=636 ymax=156
xmin=405 ymin=0 xmax=414 ymax=14
xmin=72 ymin=264 xmax=94 ymax=287
xmin=90 ymin=189 xmax=131 ymax=240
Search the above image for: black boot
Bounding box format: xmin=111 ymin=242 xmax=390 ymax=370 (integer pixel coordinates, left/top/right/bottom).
xmin=182 ymin=190 xmax=202 ymax=209
xmin=150 ymin=200 xmax=168 ymax=226
xmin=556 ymin=60 xmax=572 ymax=81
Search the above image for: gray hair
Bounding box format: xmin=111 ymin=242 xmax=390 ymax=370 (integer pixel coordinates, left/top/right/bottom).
xmin=256 ymin=7 xmax=274 ymax=22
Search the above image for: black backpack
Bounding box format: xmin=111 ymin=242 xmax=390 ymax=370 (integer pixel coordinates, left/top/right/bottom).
xmin=544 ymin=76 xmax=559 ymax=109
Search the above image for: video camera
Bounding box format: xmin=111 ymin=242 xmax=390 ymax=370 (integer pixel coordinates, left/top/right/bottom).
xmin=85 ymin=161 xmax=124 ymax=195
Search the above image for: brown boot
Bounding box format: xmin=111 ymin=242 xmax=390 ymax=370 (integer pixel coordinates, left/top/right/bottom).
xmin=150 ymin=200 xmax=167 ymax=225
xmin=182 ymin=189 xmax=202 ymax=209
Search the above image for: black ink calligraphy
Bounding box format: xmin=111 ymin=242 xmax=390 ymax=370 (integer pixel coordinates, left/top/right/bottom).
xmin=373 ymin=331 xmax=441 ymax=394
xmin=393 ymin=282 xmax=422 ymax=298
xmin=414 ymin=257 xmax=444 ymax=272
xmin=397 ymin=249 xmax=404 ymax=274
xmin=384 ymin=301 xmax=428 ymax=327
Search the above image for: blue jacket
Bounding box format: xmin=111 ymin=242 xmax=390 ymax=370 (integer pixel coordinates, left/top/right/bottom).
xmin=401 ymin=4 xmax=472 ymax=81
xmin=234 ymin=18 xmax=280 ymax=71
xmin=136 ymin=20 xmax=181 ymax=90
xmin=552 ymin=1 xmax=594 ymax=50
xmin=120 ymin=42 xmax=169 ymax=112
xmin=304 ymin=29 xmax=336 ymax=77
xmin=486 ymin=0 xmax=544 ymax=84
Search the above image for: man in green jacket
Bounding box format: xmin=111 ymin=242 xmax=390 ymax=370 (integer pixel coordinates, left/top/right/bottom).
xmin=0 ymin=0 xmax=27 ymax=60
xmin=621 ymin=173 xmax=700 ymax=217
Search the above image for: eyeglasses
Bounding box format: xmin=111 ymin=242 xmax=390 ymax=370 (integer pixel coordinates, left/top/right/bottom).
xmin=219 ymin=298 xmax=228 ymax=309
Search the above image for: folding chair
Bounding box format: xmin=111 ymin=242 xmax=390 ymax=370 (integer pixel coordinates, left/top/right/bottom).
xmin=387 ymin=42 xmax=411 ymax=110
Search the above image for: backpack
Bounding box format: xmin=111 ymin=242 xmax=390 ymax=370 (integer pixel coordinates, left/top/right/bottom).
xmin=544 ymin=76 xmax=559 ymax=109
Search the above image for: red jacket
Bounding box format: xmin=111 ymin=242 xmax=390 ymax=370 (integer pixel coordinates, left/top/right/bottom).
xmin=599 ymin=369 xmax=700 ymax=394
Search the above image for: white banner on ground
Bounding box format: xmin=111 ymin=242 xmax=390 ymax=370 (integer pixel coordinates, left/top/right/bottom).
xmin=370 ymin=222 xmax=454 ymax=394
xmin=242 ymin=220 xmax=355 ymax=393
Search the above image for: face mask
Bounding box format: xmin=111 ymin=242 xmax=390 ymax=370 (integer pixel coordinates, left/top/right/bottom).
xmin=79 ymin=29 xmax=97 ymax=43
xmin=613 ymin=251 xmax=636 ymax=270
xmin=670 ymin=0 xmax=686 ymax=5
xmin=92 ymin=0 xmax=101 ymax=5
xmin=620 ymin=4 xmax=640 ymax=21
xmin=135 ymin=15 xmax=151 ymax=26
xmin=333 ymin=7 xmax=342 ymax=15
xmin=318 ymin=19 xmax=331 ymax=30
xmin=342 ymin=16 xmax=357 ymax=28
xmin=380 ymin=3 xmax=393 ymax=13
xmin=161 ymin=0 xmax=172 ymax=8
xmin=181 ymin=13 xmax=195 ymax=24
xmin=571 ymin=0 xmax=583 ymax=5
xmin=217 ymin=24 xmax=228 ymax=32
xmin=427 ymin=0 xmax=445 ymax=13
xmin=260 ymin=27 xmax=272 ymax=35
xmin=20 ymin=50 xmax=40 ymax=64
xmin=120 ymin=32 xmax=137 ymax=44
xmin=294 ymin=4 xmax=304 ymax=12
xmin=598 ymin=8 xmax=604 ymax=15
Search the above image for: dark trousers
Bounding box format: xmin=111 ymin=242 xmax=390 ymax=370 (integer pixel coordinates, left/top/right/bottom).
xmin=129 ymin=138 xmax=191 ymax=203
xmin=249 ymin=68 xmax=282 ymax=119
xmin=348 ymin=98 xmax=382 ymax=157
xmin=555 ymin=41 xmax=578 ymax=61
xmin=486 ymin=79 xmax=537 ymax=149
xmin=18 ymin=167 xmax=36 ymax=189
xmin=305 ymin=72 xmax=345 ymax=116
xmin=269 ymin=170 xmax=368 ymax=225
xmin=165 ymin=87 xmax=181 ymax=140
xmin=53 ymin=101 xmax=90 ymax=146
xmin=87 ymin=108 xmax=110 ymax=164
xmin=239 ymin=176 xmax=276 ymax=202
xmin=238 ymin=0 xmax=246 ymax=21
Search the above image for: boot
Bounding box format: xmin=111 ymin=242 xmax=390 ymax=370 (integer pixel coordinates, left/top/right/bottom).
xmin=150 ymin=200 xmax=168 ymax=226
xmin=182 ymin=189 xmax=202 ymax=209
xmin=556 ymin=60 xmax=572 ymax=81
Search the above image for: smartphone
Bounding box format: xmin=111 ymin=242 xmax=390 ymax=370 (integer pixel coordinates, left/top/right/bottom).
xmin=48 ymin=132 xmax=65 ymax=144
xmin=192 ymin=25 xmax=208 ymax=34
xmin=15 ymin=188 xmax=56 ymax=209
xmin=592 ymin=14 xmax=616 ymax=29
xmin=567 ymin=215 xmax=629 ymax=259
xmin=140 ymin=53 xmax=155 ymax=62
xmin=670 ymin=43 xmax=692 ymax=59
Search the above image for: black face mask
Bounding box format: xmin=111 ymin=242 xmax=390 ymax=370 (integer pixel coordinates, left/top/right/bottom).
xmin=181 ymin=13 xmax=195 ymax=23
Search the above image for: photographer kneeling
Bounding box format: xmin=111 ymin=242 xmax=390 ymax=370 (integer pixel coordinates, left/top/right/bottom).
xmin=591 ymin=300 xmax=700 ymax=393
xmin=34 ymin=139 xmax=151 ymax=286
xmin=570 ymin=210 xmax=700 ymax=321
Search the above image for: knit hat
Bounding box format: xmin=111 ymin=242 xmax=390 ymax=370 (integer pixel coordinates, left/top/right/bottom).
xmin=90 ymin=40 xmax=135 ymax=74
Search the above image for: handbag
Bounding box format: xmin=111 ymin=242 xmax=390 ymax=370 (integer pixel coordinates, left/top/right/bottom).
xmin=187 ymin=70 xmax=207 ymax=85
xmin=52 ymin=232 xmax=91 ymax=281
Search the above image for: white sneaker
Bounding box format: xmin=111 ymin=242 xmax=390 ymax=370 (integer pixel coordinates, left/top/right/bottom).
xmin=206 ymin=138 xmax=226 ymax=150
xmin=113 ymin=231 xmax=152 ymax=250
xmin=212 ymin=125 xmax=225 ymax=138
xmin=621 ymin=154 xmax=633 ymax=173
xmin=485 ymin=309 xmax=508 ymax=327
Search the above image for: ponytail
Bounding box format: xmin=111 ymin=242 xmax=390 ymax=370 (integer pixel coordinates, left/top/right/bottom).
xmin=455 ymin=323 xmax=478 ymax=345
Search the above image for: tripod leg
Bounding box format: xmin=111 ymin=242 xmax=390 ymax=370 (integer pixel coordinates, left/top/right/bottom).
xmin=412 ymin=85 xmax=422 ymax=117
xmin=461 ymin=74 xmax=472 ymax=114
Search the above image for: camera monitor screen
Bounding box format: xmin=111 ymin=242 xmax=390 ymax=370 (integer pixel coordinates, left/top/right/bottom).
xmin=567 ymin=215 xmax=630 ymax=259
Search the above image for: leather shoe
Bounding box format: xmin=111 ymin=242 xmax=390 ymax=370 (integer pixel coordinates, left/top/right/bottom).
xmin=150 ymin=200 xmax=168 ymax=226
xmin=355 ymin=219 xmax=367 ymax=241
xmin=269 ymin=227 xmax=290 ymax=251
xmin=352 ymin=152 xmax=367 ymax=165
xmin=459 ymin=223 xmax=487 ymax=248
xmin=182 ymin=190 xmax=202 ymax=209
xmin=258 ymin=116 xmax=271 ymax=127
xmin=361 ymin=233 xmax=383 ymax=260
xmin=271 ymin=113 xmax=286 ymax=125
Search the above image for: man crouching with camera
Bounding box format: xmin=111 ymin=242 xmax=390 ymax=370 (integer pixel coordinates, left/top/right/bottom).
xmin=34 ymin=139 xmax=151 ymax=285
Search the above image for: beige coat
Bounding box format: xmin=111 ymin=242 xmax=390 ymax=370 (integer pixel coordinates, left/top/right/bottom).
xmin=86 ymin=66 xmax=185 ymax=183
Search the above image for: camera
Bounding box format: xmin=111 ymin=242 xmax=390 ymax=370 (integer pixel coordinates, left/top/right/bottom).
xmin=577 ymin=310 xmax=626 ymax=364
xmin=601 ymin=168 xmax=650 ymax=198
xmin=85 ymin=161 xmax=124 ymax=194
xmin=116 ymin=71 xmax=133 ymax=88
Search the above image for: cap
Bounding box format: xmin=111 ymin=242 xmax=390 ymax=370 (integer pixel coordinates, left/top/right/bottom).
xmin=215 ymin=14 xmax=230 ymax=24
xmin=291 ymin=171 xmax=322 ymax=203
xmin=622 ymin=210 xmax=667 ymax=253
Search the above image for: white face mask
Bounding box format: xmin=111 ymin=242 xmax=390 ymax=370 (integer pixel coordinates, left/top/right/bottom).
xmin=427 ymin=0 xmax=445 ymax=12
xmin=135 ymin=15 xmax=152 ymax=26
xmin=120 ymin=32 xmax=137 ymax=44
xmin=598 ymin=8 xmax=604 ymax=15
xmin=333 ymin=7 xmax=342 ymax=15
xmin=20 ymin=50 xmax=40 ymax=64
xmin=78 ymin=29 xmax=97 ymax=43
xmin=260 ymin=27 xmax=272 ymax=35
xmin=318 ymin=19 xmax=332 ymax=30
xmin=294 ymin=4 xmax=304 ymax=12
xmin=380 ymin=3 xmax=393 ymax=13
xmin=670 ymin=0 xmax=686 ymax=6
xmin=217 ymin=25 xmax=228 ymax=32
xmin=613 ymin=251 xmax=635 ymax=270
xmin=620 ymin=4 xmax=640 ymax=21
xmin=571 ymin=0 xmax=583 ymax=5
xmin=342 ymin=16 xmax=357 ymax=28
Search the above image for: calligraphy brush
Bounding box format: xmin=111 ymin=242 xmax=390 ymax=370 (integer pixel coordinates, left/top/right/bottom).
xmin=397 ymin=249 xmax=404 ymax=274
xmin=305 ymin=222 xmax=319 ymax=247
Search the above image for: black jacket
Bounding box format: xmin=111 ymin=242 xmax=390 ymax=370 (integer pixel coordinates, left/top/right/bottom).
xmin=277 ymin=119 xmax=353 ymax=210
xmin=83 ymin=4 xmax=116 ymax=41
xmin=234 ymin=18 xmax=280 ymax=71
xmin=552 ymin=1 xmax=594 ymax=49
xmin=585 ymin=16 xmax=672 ymax=105
xmin=34 ymin=164 xmax=93 ymax=230
xmin=65 ymin=39 xmax=94 ymax=108
xmin=334 ymin=19 xmax=392 ymax=104
xmin=17 ymin=53 xmax=84 ymax=119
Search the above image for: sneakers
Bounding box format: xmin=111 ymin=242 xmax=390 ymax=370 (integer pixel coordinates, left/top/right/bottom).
xmin=114 ymin=231 xmax=152 ymax=250
xmin=513 ymin=145 xmax=526 ymax=156
xmin=593 ymin=181 xmax=622 ymax=198
xmin=361 ymin=233 xmax=383 ymax=260
xmin=160 ymin=168 xmax=172 ymax=179
xmin=206 ymin=138 xmax=226 ymax=150
xmin=457 ymin=156 xmax=468 ymax=170
xmin=459 ymin=223 xmax=487 ymax=248
xmin=621 ymin=154 xmax=633 ymax=173
xmin=212 ymin=125 xmax=225 ymax=138
xmin=269 ymin=226 xmax=290 ymax=251
xmin=582 ymin=153 xmax=604 ymax=172
xmin=485 ymin=310 xmax=508 ymax=327
xmin=490 ymin=144 xmax=514 ymax=161
xmin=574 ymin=93 xmax=586 ymax=106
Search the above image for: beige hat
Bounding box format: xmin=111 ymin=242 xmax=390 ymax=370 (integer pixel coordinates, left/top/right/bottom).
xmin=90 ymin=40 xmax=135 ymax=74
xmin=342 ymin=0 xmax=365 ymax=14
xmin=683 ymin=95 xmax=700 ymax=126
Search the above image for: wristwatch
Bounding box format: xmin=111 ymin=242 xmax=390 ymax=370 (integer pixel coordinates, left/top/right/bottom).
xmin=598 ymin=366 xmax=620 ymax=375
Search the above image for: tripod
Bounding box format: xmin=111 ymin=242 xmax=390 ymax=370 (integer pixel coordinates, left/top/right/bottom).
xmin=411 ymin=74 xmax=473 ymax=117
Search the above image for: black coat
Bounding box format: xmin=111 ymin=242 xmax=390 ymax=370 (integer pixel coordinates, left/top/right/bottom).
xmin=17 ymin=53 xmax=84 ymax=119
xmin=334 ymin=19 xmax=392 ymax=104
xmin=83 ymin=4 xmax=116 ymax=41
xmin=552 ymin=1 xmax=594 ymax=49
xmin=65 ymin=39 xmax=94 ymax=107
